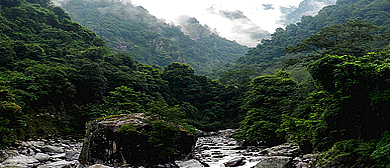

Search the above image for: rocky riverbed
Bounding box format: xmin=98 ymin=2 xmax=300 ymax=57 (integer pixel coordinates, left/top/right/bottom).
xmin=0 ymin=139 xmax=83 ymax=168
xmin=178 ymin=129 xmax=317 ymax=168
xmin=0 ymin=129 xmax=317 ymax=168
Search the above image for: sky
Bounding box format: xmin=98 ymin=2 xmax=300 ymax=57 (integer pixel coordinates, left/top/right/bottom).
xmin=129 ymin=0 xmax=305 ymax=46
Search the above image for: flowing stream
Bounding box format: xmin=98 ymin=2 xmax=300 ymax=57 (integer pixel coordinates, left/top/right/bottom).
xmin=188 ymin=129 xmax=267 ymax=167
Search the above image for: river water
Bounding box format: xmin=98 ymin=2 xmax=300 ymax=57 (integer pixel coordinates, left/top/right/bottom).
xmin=190 ymin=129 xmax=267 ymax=168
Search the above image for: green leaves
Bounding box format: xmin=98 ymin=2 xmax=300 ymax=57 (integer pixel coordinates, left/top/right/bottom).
xmin=148 ymin=121 xmax=181 ymax=162
xmin=286 ymin=20 xmax=386 ymax=58
xmin=0 ymin=0 xmax=23 ymax=7
xmin=146 ymin=101 xmax=184 ymax=124
xmin=236 ymin=72 xmax=298 ymax=145
xmin=101 ymin=86 xmax=144 ymax=116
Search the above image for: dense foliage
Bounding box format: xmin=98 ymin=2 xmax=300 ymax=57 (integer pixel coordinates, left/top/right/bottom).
xmin=235 ymin=72 xmax=298 ymax=145
xmin=0 ymin=0 xmax=245 ymax=148
xmin=2 ymin=0 xmax=390 ymax=167
xmin=228 ymin=0 xmax=390 ymax=83
xmin=231 ymin=1 xmax=390 ymax=167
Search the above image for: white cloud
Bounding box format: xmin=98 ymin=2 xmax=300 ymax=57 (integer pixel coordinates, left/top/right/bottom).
xmin=128 ymin=0 xmax=304 ymax=46
xmin=130 ymin=0 xmax=303 ymax=31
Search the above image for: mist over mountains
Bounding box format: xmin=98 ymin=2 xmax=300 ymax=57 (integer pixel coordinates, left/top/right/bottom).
xmin=53 ymin=0 xmax=248 ymax=75
xmin=127 ymin=0 xmax=336 ymax=47
xmin=52 ymin=0 xmax=335 ymax=47
xmin=279 ymin=0 xmax=337 ymax=26
xmin=204 ymin=6 xmax=271 ymax=47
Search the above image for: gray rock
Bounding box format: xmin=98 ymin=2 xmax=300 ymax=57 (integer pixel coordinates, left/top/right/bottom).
xmin=217 ymin=129 xmax=238 ymax=137
xmin=253 ymin=156 xmax=292 ymax=168
xmin=296 ymin=161 xmax=309 ymax=168
xmin=303 ymin=154 xmax=318 ymax=160
xmin=50 ymin=153 xmax=66 ymax=159
xmin=43 ymin=160 xmax=75 ymax=167
xmin=28 ymin=141 xmax=45 ymax=147
xmin=175 ymin=159 xmax=204 ymax=168
xmin=21 ymin=148 xmax=35 ymax=156
xmin=266 ymin=143 xmax=301 ymax=157
xmin=79 ymin=113 xmax=197 ymax=167
xmin=41 ymin=145 xmax=64 ymax=153
xmin=61 ymin=140 xmax=72 ymax=145
xmin=20 ymin=141 xmax=31 ymax=147
xmin=34 ymin=153 xmax=50 ymax=162
xmin=224 ymin=157 xmax=246 ymax=167
xmin=0 ymin=150 xmax=9 ymax=163
xmin=87 ymin=164 xmax=113 ymax=168
xmin=34 ymin=148 xmax=42 ymax=153
xmin=2 ymin=155 xmax=39 ymax=165
xmin=65 ymin=151 xmax=80 ymax=160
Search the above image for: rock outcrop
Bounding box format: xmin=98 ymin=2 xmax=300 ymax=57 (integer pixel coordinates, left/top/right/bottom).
xmin=78 ymin=113 xmax=197 ymax=167
xmin=253 ymin=143 xmax=301 ymax=168
xmin=253 ymin=156 xmax=292 ymax=168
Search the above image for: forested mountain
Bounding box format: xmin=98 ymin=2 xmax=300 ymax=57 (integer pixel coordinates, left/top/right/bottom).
xmin=231 ymin=0 xmax=390 ymax=167
xmin=231 ymin=0 xmax=390 ymax=82
xmin=53 ymin=0 xmax=248 ymax=75
xmin=0 ymin=0 xmax=245 ymax=150
xmin=2 ymin=0 xmax=390 ymax=167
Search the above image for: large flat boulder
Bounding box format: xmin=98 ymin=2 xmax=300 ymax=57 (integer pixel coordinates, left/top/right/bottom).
xmin=266 ymin=143 xmax=301 ymax=157
xmin=253 ymin=156 xmax=292 ymax=168
xmin=79 ymin=113 xmax=197 ymax=167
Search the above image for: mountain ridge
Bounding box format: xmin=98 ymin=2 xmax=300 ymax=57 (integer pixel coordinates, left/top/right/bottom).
xmin=55 ymin=0 xmax=248 ymax=75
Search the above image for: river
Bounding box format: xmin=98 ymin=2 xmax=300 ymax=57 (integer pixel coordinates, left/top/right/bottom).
xmin=176 ymin=129 xmax=269 ymax=167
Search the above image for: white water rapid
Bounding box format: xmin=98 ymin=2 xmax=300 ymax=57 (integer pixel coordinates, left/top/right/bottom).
xmin=191 ymin=129 xmax=267 ymax=168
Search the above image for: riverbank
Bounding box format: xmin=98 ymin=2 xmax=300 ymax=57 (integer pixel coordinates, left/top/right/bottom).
xmin=183 ymin=129 xmax=317 ymax=168
xmin=0 ymin=129 xmax=317 ymax=168
xmin=0 ymin=139 xmax=83 ymax=167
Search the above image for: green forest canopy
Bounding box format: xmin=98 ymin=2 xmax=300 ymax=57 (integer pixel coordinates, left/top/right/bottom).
xmin=2 ymin=0 xmax=390 ymax=167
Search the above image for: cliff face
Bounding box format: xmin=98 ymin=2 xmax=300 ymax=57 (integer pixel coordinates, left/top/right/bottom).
xmin=78 ymin=113 xmax=197 ymax=167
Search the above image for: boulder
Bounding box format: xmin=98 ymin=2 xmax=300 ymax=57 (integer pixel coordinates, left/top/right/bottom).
xmin=223 ymin=157 xmax=246 ymax=167
xmin=27 ymin=141 xmax=45 ymax=148
xmin=34 ymin=153 xmax=50 ymax=162
xmin=253 ymin=156 xmax=292 ymax=168
xmin=50 ymin=153 xmax=66 ymax=159
xmin=0 ymin=150 xmax=9 ymax=162
xmin=41 ymin=145 xmax=64 ymax=153
xmin=65 ymin=151 xmax=79 ymax=160
xmin=175 ymin=159 xmax=204 ymax=168
xmin=217 ymin=129 xmax=238 ymax=138
xmin=88 ymin=164 xmax=113 ymax=168
xmin=2 ymin=155 xmax=39 ymax=165
xmin=266 ymin=143 xmax=301 ymax=157
xmin=79 ymin=113 xmax=197 ymax=167
xmin=43 ymin=160 xmax=76 ymax=167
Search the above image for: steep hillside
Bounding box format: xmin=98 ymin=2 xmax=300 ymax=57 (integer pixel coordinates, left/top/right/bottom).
xmin=0 ymin=0 xmax=246 ymax=147
xmin=55 ymin=0 xmax=247 ymax=75
xmin=232 ymin=0 xmax=390 ymax=82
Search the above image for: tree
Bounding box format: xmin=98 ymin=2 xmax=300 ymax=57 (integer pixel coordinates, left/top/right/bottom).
xmin=146 ymin=100 xmax=185 ymax=124
xmin=26 ymin=0 xmax=52 ymax=7
xmin=281 ymin=52 xmax=390 ymax=152
xmin=236 ymin=71 xmax=298 ymax=145
xmin=0 ymin=0 xmax=23 ymax=7
xmin=286 ymin=20 xmax=386 ymax=58
xmin=101 ymin=86 xmax=144 ymax=115
xmin=0 ymin=89 xmax=24 ymax=147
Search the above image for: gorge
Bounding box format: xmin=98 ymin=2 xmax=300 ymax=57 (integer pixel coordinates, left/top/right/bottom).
xmin=1 ymin=0 xmax=390 ymax=167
